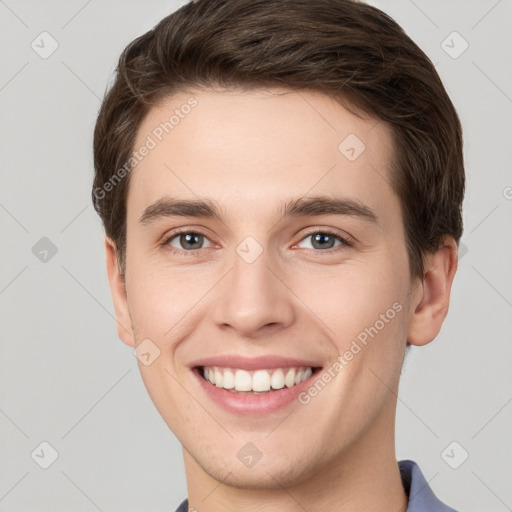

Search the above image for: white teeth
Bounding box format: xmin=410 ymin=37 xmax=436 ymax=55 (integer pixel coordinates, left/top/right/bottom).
xmin=271 ymin=368 xmax=285 ymax=389
xmin=202 ymin=366 xmax=314 ymax=392
xmin=252 ymin=370 xmax=271 ymax=392
xmin=214 ymin=368 xmax=223 ymax=388
xmin=223 ymin=369 xmax=235 ymax=389
xmin=234 ymin=369 xmax=252 ymax=391
xmin=285 ymin=368 xmax=296 ymax=388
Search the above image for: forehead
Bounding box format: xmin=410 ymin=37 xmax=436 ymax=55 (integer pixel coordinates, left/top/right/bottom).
xmin=128 ymin=88 xmax=397 ymax=223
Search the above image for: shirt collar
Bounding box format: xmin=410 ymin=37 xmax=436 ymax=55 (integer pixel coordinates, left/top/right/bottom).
xmin=399 ymin=459 xmax=458 ymax=512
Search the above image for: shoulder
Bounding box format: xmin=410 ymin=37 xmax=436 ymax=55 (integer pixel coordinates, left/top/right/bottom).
xmin=174 ymin=499 xmax=189 ymax=512
xmin=399 ymin=459 xmax=459 ymax=512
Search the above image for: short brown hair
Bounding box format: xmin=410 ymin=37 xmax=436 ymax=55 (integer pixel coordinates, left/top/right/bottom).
xmin=93 ymin=0 xmax=464 ymax=278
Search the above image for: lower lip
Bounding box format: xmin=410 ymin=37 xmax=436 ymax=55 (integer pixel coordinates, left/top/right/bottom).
xmin=194 ymin=369 xmax=318 ymax=416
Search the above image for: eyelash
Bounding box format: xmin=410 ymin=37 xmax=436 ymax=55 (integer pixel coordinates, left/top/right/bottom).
xmin=160 ymin=228 xmax=353 ymax=257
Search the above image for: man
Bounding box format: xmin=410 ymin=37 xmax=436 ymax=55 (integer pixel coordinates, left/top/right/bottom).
xmin=92 ymin=0 xmax=464 ymax=510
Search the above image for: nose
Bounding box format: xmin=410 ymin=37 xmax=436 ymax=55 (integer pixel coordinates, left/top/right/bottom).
xmin=211 ymin=245 xmax=295 ymax=338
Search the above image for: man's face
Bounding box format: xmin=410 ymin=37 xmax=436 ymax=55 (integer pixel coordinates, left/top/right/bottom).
xmin=116 ymin=88 xmax=416 ymax=488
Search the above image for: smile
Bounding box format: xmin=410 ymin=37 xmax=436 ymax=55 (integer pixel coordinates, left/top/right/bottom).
xmin=200 ymin=366 xmax=314 ymax=393
xmin=190 ymin=355 xmax=322 ymax=415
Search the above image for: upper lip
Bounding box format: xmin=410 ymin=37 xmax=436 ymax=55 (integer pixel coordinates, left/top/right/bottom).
xmin=189 ymin=355 xmax=322 ymax=371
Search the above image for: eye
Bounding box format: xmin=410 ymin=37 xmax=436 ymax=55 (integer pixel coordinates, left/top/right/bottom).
xmin=163 ymin=230 xmax=214 ymax=253
xmin=296 ymin=230 xmax=352 ymax=252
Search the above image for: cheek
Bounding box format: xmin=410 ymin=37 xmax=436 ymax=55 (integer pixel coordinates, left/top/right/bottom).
xmin=298 ymin=259 xmax=407 ymax=337
xmin=125 ymin=258 xmax=218 ymax=348
xmin=299 ymin=259 xmax=409 ymax=393
xmin=125 ymin=264 xmax=181 ymax=341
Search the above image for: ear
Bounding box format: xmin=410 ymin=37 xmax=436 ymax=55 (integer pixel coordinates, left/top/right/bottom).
xmin=105 ymin=237 xmax=136 ymax=347
xmin=407 ymin=236 xmax=459 ymax=347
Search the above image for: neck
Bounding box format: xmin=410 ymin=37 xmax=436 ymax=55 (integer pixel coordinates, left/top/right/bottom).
xmin=183 ymin=402 xmax=407 ymax=512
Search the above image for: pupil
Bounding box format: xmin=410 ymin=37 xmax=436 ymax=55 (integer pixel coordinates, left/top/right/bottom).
xmin=182 ymin=233 xmax=202 ymax=249
xmin=313 ymin=233 xmax=334 ymax=249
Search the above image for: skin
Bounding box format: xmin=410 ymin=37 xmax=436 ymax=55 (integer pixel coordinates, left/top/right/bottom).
xmin=105 ymin=88 xmax=458 ymax=511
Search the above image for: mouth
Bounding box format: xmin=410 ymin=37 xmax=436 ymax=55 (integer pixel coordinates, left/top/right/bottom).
xmin=191 ymin=358 xmax=322 ymax=415
xmin=195 ymin=365 xmax=319 ymax=393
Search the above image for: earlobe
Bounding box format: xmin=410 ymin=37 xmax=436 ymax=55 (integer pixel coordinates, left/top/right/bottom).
xmin=407 ymin=237 xmax=459 ymax=347
xmin=104 ymin=237 xmax=136 ymax=347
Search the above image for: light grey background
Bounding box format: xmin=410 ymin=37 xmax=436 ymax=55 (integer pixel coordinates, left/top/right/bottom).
xmin=0 ymin=0 xmax=511 ymax=510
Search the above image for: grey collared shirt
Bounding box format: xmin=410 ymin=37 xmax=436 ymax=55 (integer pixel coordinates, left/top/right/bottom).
xmin=174 ymin=459 xmax=458 ymax=511
xmin=399 ymin=460 xmax=458 ymax=511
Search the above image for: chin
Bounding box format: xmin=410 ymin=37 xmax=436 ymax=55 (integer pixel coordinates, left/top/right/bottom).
xmin=194 ymin=447 xmax=323 ymax=491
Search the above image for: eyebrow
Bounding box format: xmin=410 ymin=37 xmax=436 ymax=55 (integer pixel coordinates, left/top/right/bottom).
xmin=139 ymin=195 xmax=378 ymax=225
